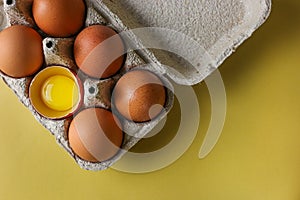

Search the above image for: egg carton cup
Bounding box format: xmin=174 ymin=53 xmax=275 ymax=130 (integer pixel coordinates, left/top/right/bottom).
xmin=0 ymin=0 xmax=271 ymax=170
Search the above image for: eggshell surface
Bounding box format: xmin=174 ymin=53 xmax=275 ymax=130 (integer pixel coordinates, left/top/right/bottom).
xmin=113 ymin=70 xmax=166 ymax=122
xmin=68 ymin=108 xmax=123 ymax=163
xmin=74 ymin=25 xmax=125 ymax=79
xmin=32 ymin=0 xmax=86 ymax=37
xmin=0 ymin=25 xmax=43 ymax=78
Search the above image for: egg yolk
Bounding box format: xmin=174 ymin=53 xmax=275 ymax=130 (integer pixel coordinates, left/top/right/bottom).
xmin=41 ymin=75 xmax=79 ymax=111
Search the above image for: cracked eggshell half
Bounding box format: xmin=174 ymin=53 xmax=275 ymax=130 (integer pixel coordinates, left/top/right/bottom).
xmin=29 ymin=66 xmax=83 ymax=120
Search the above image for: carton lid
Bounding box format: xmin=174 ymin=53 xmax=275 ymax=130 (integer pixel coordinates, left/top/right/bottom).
xmin=103 ymin=0 xmax=272 ymax=85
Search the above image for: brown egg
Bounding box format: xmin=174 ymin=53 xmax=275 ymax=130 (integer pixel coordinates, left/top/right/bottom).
xmin=112 ymin=70 xmax=166 ymax=122
xmin=68 ymin=108 xmax=123 ymax=163
xmin=74 ymin=25 xmax=125 ymax=79
xmin=32 ymin=0 xmax=86 ymax=37
xmin=0 ymin=25 xmax=43 ymax=78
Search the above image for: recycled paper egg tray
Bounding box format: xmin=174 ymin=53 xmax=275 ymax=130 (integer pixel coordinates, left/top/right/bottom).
xmin=0 ymin=0 xmax=175 ymax=171
xmin=0 ymin=0 xmax=272 ymax=170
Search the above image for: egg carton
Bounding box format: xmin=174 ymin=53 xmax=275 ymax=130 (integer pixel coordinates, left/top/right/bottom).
xmin=0 ymin=0 xmax=271 ymax=170
xmin=102 ymin=0 xmax=271 ymax=85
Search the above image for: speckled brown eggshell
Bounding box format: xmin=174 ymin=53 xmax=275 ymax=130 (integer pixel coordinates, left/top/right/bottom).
xmin=112 ymin=70 xmax=166 ymax=122
xmin=73 ymin=25 xmax=125 ymax=79
xmin=32 ymin=0 xmax=86 ymax=37
xmin=68 ymin=108 xmax=123 ymax=163
xmin=0 ymin=25 xmax=43 ymax=78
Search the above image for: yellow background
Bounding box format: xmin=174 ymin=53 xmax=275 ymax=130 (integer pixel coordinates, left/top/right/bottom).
xmin=0 ymin=0 xmax=300 ymax=199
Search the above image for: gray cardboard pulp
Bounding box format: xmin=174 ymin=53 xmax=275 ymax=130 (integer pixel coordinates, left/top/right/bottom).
xmin=0 ymin=0 xmax=271 ymax=170
xmin=102 ymin=0 xmax=271 ymax=85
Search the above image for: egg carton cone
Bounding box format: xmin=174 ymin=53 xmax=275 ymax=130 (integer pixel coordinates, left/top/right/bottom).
xmin=0 ymin=0 xmax=271 ymax=170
